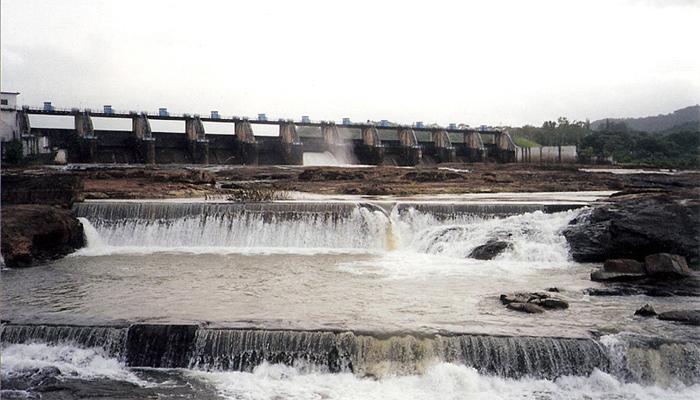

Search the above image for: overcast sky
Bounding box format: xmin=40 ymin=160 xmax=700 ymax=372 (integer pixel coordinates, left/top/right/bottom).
xmin=2 ymin=0 xmax=699 ymax=127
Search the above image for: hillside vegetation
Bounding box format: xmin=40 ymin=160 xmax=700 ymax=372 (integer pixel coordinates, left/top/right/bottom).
xmin=509 ymin=107 xmax=700 ymax=168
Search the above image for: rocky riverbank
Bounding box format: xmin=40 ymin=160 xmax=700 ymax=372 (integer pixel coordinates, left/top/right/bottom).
xmin=564 ymin=189 xmax=700 ymax=267
xmin=2 ymin=164 xmax=699 ymax=200
xmin=1 ymin=205 xmax=85 ymax=268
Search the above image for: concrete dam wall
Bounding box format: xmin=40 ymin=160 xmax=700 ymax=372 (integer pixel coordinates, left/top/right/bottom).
xmin=17 ymin=108 xmax=534 ymax=166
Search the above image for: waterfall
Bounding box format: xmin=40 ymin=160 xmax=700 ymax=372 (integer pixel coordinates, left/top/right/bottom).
xmin=303 ymin=152 xmax=341 ymax=166
xmin=73 ymin=202 xmax=391 ymax=253
xmin=0 ymin=324 xmax=127 ymax=358
xmin=4 ymin=324 xmax=697 ymax=384
xmin=73 ymin=201 xmax=581 ymax=260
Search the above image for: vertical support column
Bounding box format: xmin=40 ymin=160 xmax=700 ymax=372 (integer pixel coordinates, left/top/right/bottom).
xmin=320 ymin=121 xmax=348 ymax=159
xmin=75 ymin=110 xmax=98 ymax=163
xmin=16 ymin=109 xmax=37 ymax=158
xmin=494 ymin=131 xmax=517 ymax=163
xmin=234 ymin=119 xmax=258 ymax=165
xmin=356 ymin=125 xmax=384 ymax=165
xmin=278 ymin=120 xmax=303 ymax=165
xmin=397 ymin=126 xmax=422 ymax=166
xmin=431 ymin=129 xmax=456 ymax=163
xmin=132 ymin=112 xmax=156 ymax=164
xmin=463 ymin=131 xmax=486 ymax=162
xmin=185 ymin=115 xmax=209 ymax=164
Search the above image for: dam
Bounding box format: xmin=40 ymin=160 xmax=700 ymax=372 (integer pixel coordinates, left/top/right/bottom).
xmin=10 ymin=106 xmax=520 ymax=165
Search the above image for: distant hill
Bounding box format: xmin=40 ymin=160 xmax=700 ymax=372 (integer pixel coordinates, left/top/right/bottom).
xmin=592 ymin=105 xmax=700 ymax=133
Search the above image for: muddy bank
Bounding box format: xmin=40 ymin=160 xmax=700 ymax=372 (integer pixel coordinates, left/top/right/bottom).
xmin=3 ymin=164 xmax=699 ymax=200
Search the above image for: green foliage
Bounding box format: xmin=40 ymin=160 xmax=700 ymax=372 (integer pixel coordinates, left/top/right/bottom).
xmin=509 ymin=116 xmax=699 ymax=168
xmin=513 ymin=136 xmax=540 ymax=148
xmin=510 ymin=118 xmax=590 ymax=147
xmin=580 ymin=128 xmax=700 ymax=168
xmin=3 ymin=139 xmax=24 ymax=164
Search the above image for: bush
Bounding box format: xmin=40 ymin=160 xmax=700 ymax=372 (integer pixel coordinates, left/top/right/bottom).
xmin=3 ymin=139 xmax=24 ymax=164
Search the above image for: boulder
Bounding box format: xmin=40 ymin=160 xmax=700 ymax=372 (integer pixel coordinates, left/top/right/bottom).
xmin=1 ymin=205 xmax=85 ymax=268
xmin=500 ymin=293 xmax=532 ymax=305
xmin=469 ymin=240 xmax=511 ymax=260
xmin=506 ymin=302 xmax=545 ymax=314
xmin=540 ymin=298 xmax=569 ymax=309
xmin=500 ymin=291 xmax=569 ymax=311
xmin=634 ymin=304 xmax=657 ymax=317
xmin=644 ymin=253 xmax=691 ymax=278
xmin=604 ymin=259 xmax=645 ymax=274
xmin=590 ymin=269 xmax=647 ymax=282
xmin=657 ymin=310 xmax=700 ymax=326
xmin=563 ymin=192 xmax=700 ymax=266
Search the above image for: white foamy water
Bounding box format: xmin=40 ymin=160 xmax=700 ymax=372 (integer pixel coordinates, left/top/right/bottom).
xmin=75 ymin=206 xmax=391 ymax=256
xmin=392 ymin=208 xmax=576 ymax=262
xmin=75 ymin=206 xmax=579 ymax=265
xmin=303 ymin=151 xmax=341 ymax=166
xmin=0 ymin=343 xmax=147 ymax=386
xmin=191 ymin=362 xmax=700 ymax=400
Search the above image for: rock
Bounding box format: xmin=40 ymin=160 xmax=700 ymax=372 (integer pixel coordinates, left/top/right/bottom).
xmin=590 ymin=269 xmax=647 ymax=282
xmin=563 ymin=192 xmax=700 ymax=266
xmin=546 ymin=287 xmax=560 ymax=292
xmin=644 ymin=253 xmax=691 ymax=278
xmin=402 ymin=170 xmax=464 ymax=182
xmin=541 ymin=298 xmax=569 ymax=309
xmin=500 ymin=291 xmax=568 ymax=311
xmin=657 ymin=310 xmax=700 ymax=326
xmin=603 ymin=259 xmax=645 ymax=274
xmin=584 ymin=287 xmax=642 ymax=296
xmin=31 ymin=366 xmax=62 ymax=385
xmin=84 ymin=191 xmax=110 ymax=200
xmin=634 ymin=304 xmax=657 ymax=317
xmin=500 ymin=293 xmax=531 ymax=305
xmin=1 ymin=173 xmax=83 ymax=207
xmin=1 ymin=205 xmax=85 ymax=268
xmin=506 ymin=302 xmax=545 ymax=314
xmin=469 ymin=240 xmax=512 ymax=260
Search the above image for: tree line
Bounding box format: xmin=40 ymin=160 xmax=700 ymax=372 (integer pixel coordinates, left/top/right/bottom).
xmin=509 ymin=118 xmax=700 ymax=168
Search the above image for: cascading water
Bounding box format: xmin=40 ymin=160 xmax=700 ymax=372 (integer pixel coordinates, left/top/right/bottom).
xmin=303 ymin=151 xmax=341 ymax=166
xmin=3 ymin=324 xmax=699 ymax=386
xmin=73 ymin=201 xmax=580 ymax=261
xmin=74 ymin=202 xmax=391 ymax=254
xmin=5 ymin=199 xmax=698 ymax=398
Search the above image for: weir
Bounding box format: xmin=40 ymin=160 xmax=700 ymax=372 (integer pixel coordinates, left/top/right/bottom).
xmin=3 ymin=324 xmax=698 ymax=384
xmin=71 ymin=200 xmax=587 ymax=255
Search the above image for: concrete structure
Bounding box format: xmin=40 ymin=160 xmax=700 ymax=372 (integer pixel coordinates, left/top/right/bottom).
xmin=357 ymin=125 xmax=384 ymax=164
xmin=1 ymin=93 xmax=48 ymax=158
xmin=1 ymin=92 xmax=20 ymax=143
xmin=431 ymin=129 xmax=456 ymax=163
xmin=278 ymin=120 xmax=303 ymax=165
xmin=464 ymin=131 xmax=486 ymax=162
xmin=397 ymin=126 xmax=422 ymax=166
xmin=494 ymin=131 xmax=517 ymax=163
xmin=234 ymin=119 xmax=257 ymax=164
xmin=517 ymin=145 xmax=578 ymax=163
xmin=132 ymin=112 xmax=156 ymax=164
xmin=8 ymin=104 xmax=536 ymax=166
xmin=185 ymin=115 xmax=209 ymax=164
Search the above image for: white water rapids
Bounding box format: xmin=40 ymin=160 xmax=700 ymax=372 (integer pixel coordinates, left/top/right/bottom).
xmin=74 ymin=203 xmax=576 ymax=264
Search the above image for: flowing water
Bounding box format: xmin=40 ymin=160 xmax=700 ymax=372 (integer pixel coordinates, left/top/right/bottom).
xmin=2 ymin=197 xmax=699 ymax=399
